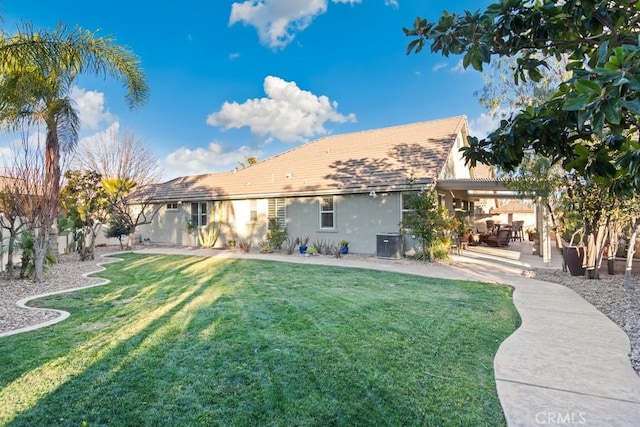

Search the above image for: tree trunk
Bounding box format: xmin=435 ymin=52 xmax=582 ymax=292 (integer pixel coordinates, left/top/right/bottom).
xmin=584 ymin=222 xmax=607 ymax=279
xmin=45 ymin=123 xmax=60 ymax=258
xmin=422 ymin=240 xmax=427 ymax=263
xmin=625 ymin=219 xmax=639 ymax=290
xmin=32 ymin=235 xmax=47 ymax=283
xmin=594 ymin=223 xmax=608 ymax=279
xmin=90 ymin=223 xmax=101 ymax=259
xmin=127 ymin=230 xmax=136 ymax=251
xmin=6 ymin=231 xmax=16 ymax=277
xmin=606 ymin=221 xmax=620 ymax=275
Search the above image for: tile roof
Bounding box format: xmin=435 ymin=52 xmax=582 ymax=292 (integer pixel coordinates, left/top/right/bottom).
xmin=148 ymin=115 xmax=468 ymax=202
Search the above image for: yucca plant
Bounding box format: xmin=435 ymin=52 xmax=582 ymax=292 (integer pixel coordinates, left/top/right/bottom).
xmin=17 ymin=231 xmax=57 ymax=279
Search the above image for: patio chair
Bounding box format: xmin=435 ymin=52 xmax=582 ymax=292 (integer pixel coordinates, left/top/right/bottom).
xmin=497 ymin=229 xmax=511 ymax=247
xmin=511 ymin=221 xmax=524 ymax=241
xmin=449 ymin=232 xmax=460 ymax=255
xmin=486 ymin=219 xmax=496 ymax=234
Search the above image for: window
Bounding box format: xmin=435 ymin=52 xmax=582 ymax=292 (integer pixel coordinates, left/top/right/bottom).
xmin=268 ymin=198 xmax=286 ymax=230
xmin=191 ymin=202 xmax=208 ymax=226
xmin=401 ymin=192 xmax=416 ymax=224
xmin=249 ymin=199 xmax=258 ymax=222
xmin=166 ymin=202 xmax=178 ymax=210
xmin=320 ymin=196 xmax=335 ymax=229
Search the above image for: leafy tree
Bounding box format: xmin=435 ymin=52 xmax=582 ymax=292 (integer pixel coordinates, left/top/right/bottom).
xmin=102 ymin=178 xmax=160 ymax=250
xmin=403 ymin=0 xmax=640 ymax=191
xmin=0 ymin=22 xmax=148 ymax=273
xmin=104 ymin=213 xmax=133 ymax=251
xmin=477 ymin=54 xmax=571 ymax=119
xmin=236 ymin=156 xmax=259 ymax=170
xmin=59 ymin=170 xmax=109 ymax=260
xmin=401 ymin=188 xmax=455 ymax=262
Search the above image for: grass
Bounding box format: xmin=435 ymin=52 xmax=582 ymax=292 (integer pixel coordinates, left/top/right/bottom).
xmin=0 ymin=253 xmax=519 ymax=426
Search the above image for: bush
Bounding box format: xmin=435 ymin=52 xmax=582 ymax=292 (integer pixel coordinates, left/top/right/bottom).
xmin=266 ymin=218 xmax=287 ymax=250
xmin=237 ymin=239 xmax=252 ymax=253
xmin=282 ymin=237 xmax=298 ymax=255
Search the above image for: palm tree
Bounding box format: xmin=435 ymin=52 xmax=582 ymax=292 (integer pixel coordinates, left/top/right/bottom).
xmin=0 ymin=23 xmax=149 ymax=280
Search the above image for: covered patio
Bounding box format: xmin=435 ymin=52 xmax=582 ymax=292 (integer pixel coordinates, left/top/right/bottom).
xmin=436 ymin=178 xmax=558 ymax=267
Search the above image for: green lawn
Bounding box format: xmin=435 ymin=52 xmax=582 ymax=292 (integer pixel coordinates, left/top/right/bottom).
xmin=0 ymin=253 xmax=519 ymax=426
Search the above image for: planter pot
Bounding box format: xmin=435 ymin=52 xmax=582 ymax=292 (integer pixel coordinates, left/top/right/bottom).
xmin=299 ymin=246 xmax=307 ymax=254
xmin=340 ymin=245 xmax=349 ymax=255
xmin=561 ymin=241 xmax=586 ymax=277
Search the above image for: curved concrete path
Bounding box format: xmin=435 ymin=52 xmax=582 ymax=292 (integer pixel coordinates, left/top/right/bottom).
xmin=4 ymin=246 xmax=640 ymax=425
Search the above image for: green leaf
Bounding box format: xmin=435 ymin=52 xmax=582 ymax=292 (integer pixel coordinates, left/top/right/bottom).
xmin=471 ymin=52 xmax=483 ymax=71
xmin=462 ymin=51 xmax=472 ymax=69
xmin=406 ymin=39 xmax=420 ymax=55
xmin=601 ymin=99 xmax=621 ymax=124
xmin=563 ymin=95 xmax=590 ymax=111
xmin=621 ymin=99 xmax=640 ymax=115
xmin=597 ymin=40 xmax=610 ymax=65
xmin=574 ymin=79 xmax=601 ymax=95
xmin=528 ymin=67 xmax=542 ymax=82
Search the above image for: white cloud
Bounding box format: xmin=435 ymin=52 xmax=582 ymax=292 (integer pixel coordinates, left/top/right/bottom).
xmin=468 ymin=112 xmax=502 ymax=139
xmin=162 ymin=142 xmax=262 ymax=179
xmin=432 ymin=62 xmax=448 ymax=72
xmin=451 ymin=59 xmax=469 ymax=74
xmin=229 ymin=0 xmax=361 ymax=49
xmin=75 ymin=122 xmax=121 ymax=153
xmin=70 ymin=86 xmax=115 ymax=131
xmin=207 ymin=75 xmax=356 ymax=143
xmin=229 ymin=52 xmax=241 ymax=60
xmin=384 ymin=0 xmax=399 ymax=8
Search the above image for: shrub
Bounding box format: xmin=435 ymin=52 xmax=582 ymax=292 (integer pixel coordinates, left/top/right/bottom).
xmin=282 ymin=237 xmax=298 ymax=255
xmin=266 ymin=218 xmax=287 ymax=250
xmin=237 ymin=239 xmax=252 ymax=253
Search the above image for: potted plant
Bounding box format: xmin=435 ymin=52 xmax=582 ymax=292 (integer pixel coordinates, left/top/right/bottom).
xmin=339 ymin=239 xmax=349 ymax=255
xmin=306 ymin=246 xmax=318 ymax=256
xmin=527 ymin=228 xmax=539 ymax=242
xmin=298 ymin=235 xmax=310 ymax=254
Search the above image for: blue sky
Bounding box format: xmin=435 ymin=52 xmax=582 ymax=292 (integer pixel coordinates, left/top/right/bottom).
xmin=2 ymin=0 xmax=497 ymax=181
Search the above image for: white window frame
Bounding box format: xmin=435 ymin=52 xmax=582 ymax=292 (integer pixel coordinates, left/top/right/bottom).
xmin=166 ymin=202 xmax=179 ymax=211
xmin=191 ymin=202 xmax=208 ymax=227
xmin=401 ymin=192 xmax=415 ymax=222
xmin=319 ymin=196 xmax=335 ymax=230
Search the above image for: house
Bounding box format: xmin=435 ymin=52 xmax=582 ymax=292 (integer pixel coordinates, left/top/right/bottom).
xmin=137 ymin=115 xmax=497 ymax=256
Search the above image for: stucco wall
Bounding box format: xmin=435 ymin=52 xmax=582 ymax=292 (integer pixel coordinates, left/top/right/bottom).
xmin=139 ymin=193 xmax=404 ymax=255
xmin=285 ymin=193 xmax=402 ymax=255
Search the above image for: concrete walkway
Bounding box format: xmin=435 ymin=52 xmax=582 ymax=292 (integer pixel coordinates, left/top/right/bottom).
xmin=133 ymin=243 xmax=640 ymax=426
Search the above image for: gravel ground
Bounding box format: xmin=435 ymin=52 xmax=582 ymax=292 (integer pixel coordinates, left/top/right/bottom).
xmin=532 ymin=268 xmax=640 ymax=375
xmin=1 ymin=246 xmax=639 ymax=377
xmin=0 ymin=246 xmax=121 ymax=334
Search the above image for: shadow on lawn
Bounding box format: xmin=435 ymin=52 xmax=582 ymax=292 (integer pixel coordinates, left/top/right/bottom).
xmin=2 ymin=255 xmax=514 ymax=426
xmin=2 ymin=255 xmax=240 ymax=426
